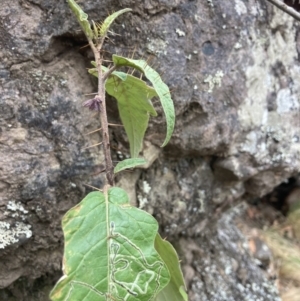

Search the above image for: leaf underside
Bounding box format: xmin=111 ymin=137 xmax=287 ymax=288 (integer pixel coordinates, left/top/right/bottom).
xmin=50 ymin=187 xmax=170 ymax=301
xmin=114 ymin=158 xmax=147 ymax=174
xmin=112 ymin=55 xmax=175 ymax=147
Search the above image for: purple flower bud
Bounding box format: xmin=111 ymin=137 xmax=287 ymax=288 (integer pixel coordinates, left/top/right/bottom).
xmin=83 ymin=96 xmax=102 ymax=111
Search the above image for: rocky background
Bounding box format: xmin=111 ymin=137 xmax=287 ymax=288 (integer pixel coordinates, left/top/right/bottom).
xmin=0 ymin=0 xmax=300 ymax=300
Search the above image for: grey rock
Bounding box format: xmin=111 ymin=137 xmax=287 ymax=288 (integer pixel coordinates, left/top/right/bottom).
xmin=184 ymin=204 xmax=280 ymax=301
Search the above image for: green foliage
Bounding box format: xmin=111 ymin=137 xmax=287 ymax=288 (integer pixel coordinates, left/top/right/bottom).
xmin=67 ymin=0 xmax=93 ymax=39
xmin=50 ymin=187 xmax=170 ymax=301
xmin=67 ymin=0 xmax=131 ymax=41
xmin=154 ymin=234 xmax=188 ymax=301
xmin=88 ymin=42 xmax=175 ymax=156
xmin=89 ymin=67 xmax=158 ymax=158
xmin=114 ymin=158 xmax=147 ymax=174
xmin=90 ymin=55 xmax=176 ymax=156
xmin=106 ymin=74 xmax=157 ymax=158
xmin=112 ymin=55 xmax=175 ymax=147
xmin=51 ymin=3 xmax=186 ymax=301
xmin=99 ymin=8 xmax=132 ymax=37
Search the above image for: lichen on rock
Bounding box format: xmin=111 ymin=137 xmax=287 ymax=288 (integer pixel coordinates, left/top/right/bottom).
xmin=0 ymin=222 xmax=32 ymax=249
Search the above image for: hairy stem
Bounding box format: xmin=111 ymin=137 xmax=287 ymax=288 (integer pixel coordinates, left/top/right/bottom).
xmin=103 ymin=65 xmax=117 ymax=82
xmin=89 ymin=39 xmax=114 ymax=186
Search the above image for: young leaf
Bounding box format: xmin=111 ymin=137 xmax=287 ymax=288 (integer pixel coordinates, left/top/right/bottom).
xmin=67 ymin=0 xmax=93 ymax=39
xmin=112 ymin=55 xmax=175 ymax=147
xmin=100 ymin=8 xmax=132 ymax=37
xmin=108 ymin=75 xmax=157 ymax=158
xmin=114 ymin=158 xmax=147 ymax=174
xmin=50 ymin=187 xmax=170 ymax=301
xmin=89 ymin=66 xmax=158 ymax=158
xmin=154 ymin=234 xmax=188 ymax=301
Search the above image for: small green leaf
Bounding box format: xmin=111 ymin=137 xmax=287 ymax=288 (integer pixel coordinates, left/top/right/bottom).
xmin=50 ymin=187 xmax=170 ymax=301
xmin=107 ymin=75 xmax=157 ymax=158
xmin=112 ymin=55 xmax=175 ymax=147
xmin=89 ymin=66 xmax=158 ymax=158
xmin=114 ymin=158 xmax=147 ymax=174
xmin=100 ymin=8 xmax=132 ymax=37
xmin=154 ymin=234 xmax=187 ymax=301
xmin=67 ymin=0 xmax=93 ymax=39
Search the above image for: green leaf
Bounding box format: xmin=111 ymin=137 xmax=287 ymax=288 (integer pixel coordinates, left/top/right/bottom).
xmin=67 ymin=0 xmax=93 ymax=39
xmin=50 ymin=187 xmax=170 ymax=301
xmin=114 ymin=158 xmax=147 ymax=174
xmin=154 ymin=234 xmax=188 ymax=301
xmin=107 ymin=75 xmax=157 ymax=158
xmin=100 ymin=8 xmax=132 ymax=37
xmin=112 ymin=55 xmax=175 ymax=147
xmin=89 ymin=66 xmax=158 ymax=158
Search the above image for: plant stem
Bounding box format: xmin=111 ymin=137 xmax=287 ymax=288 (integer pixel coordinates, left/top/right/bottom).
xmin=89 ymin=39 xmax=114 ymax=186
xmin=103 ymin=65 xmax=117 ymax=82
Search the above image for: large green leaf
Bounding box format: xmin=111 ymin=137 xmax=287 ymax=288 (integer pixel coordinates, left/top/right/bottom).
xmin=50 ymin=187 xmax=170 ymax=301
xmin=67 ymin=0 xmax=93 ymax=39
xmin=154 ymin=234 xmax=188 ymax=301
xmin=89 ymin=66 xmax=158 ymax=158
xmin=112 ymin=55 xmax=175 ymax=147
xmin=100 ymin=8 xmax=132 ymax=37
xmin=114 ymin=158 xmax=147 ymax=174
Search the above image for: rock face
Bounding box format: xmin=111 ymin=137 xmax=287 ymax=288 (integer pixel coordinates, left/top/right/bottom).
xmin=0 ymin=0 xmax=299 ymax=300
